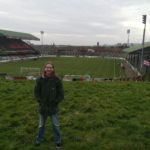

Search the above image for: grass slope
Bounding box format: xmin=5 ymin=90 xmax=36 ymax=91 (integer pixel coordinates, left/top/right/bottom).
xmin=0 ymin=79 xmax=150 ymax=150
xmin=0 ymin=57 xmax=125 ymax=78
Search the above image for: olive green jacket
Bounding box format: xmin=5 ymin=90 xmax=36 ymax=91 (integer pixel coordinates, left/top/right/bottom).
xmin=34 ymin=76 xmax=64 ymax=115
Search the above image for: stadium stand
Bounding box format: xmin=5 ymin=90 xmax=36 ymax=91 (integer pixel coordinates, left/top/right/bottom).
xmin=0 ymin=29 xmax=40 ymax=58
xmin=123 ymin=43 xmax=150 ymax=80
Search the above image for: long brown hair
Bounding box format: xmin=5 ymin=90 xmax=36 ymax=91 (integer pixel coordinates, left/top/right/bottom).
xmin=41 ymin=61 xmax=55 ymax=77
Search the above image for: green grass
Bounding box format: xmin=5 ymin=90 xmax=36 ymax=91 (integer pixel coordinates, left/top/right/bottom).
xmin=0 ymin=79 xmax=150 ymax=150
xmin=0 ymin=57 xmax=125 ymax=78
xmin=0 ymin=57 xmax=149 ymax=149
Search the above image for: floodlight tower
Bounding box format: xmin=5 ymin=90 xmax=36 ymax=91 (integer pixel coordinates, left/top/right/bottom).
xmin=40 ymin=30 xmax=44 ymax=55
xmin=127 ymin=29 xmax=130 ymax=47
xmin=141 ymin=15 xmax=147 ymax=71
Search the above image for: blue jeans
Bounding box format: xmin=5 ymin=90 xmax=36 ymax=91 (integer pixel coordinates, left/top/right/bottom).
xmin=36 ymin=113 xmax=61 ymax=144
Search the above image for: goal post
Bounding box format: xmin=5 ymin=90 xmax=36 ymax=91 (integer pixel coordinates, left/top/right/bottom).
xmin=20 ymin=67 xmax=41 ymax=77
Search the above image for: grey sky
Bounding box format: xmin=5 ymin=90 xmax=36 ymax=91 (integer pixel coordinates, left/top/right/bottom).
xmin=0 ymin=0 xmax=150 ymax=45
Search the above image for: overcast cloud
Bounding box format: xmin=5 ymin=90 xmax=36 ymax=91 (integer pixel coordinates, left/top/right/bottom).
xmin=0 ymin=0 xmax=150 ymax=45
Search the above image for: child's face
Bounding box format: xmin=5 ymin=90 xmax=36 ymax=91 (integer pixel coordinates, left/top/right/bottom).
xmin=44 ymin=64 xmax=54 ymax=76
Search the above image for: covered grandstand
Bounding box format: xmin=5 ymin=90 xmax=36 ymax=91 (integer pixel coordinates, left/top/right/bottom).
xmin=0 ymin=29 xmax=40 ymax=58
xmin=123 ymin=43 xmax=150 ymax=80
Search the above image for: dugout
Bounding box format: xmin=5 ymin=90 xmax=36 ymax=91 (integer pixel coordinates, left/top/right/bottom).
xmin=0 ymin=73 xmax=7 ymax=78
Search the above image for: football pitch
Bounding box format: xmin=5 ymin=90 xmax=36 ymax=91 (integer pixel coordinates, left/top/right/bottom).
xmin=0 ymin=57 xmax=126 ymax=78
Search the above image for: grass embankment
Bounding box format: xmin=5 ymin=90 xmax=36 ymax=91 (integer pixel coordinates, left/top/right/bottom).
xmin=0 ymin=79 xmax=149 ymax=150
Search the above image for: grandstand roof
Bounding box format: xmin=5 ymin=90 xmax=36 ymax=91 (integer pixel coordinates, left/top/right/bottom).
xmin=123 ymin=43 xmax=150 ymax=53
xmin=0 ymin=29 xmax=40 ymax=41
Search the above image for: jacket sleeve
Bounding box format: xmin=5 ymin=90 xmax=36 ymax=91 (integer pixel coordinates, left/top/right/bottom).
xmin=34 ymin=78 xmax=42 ymax=103
xmin=55 ymin=78 xmax=64 ymax=104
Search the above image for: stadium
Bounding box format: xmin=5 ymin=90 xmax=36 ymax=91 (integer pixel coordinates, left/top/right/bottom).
xmin=0 ymin=29 xmax=149 ymax=81
xmin=1 ymin=0 xmax=150 ymax=149
xmin=0 ymin=28 xmax=150 ymax=150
